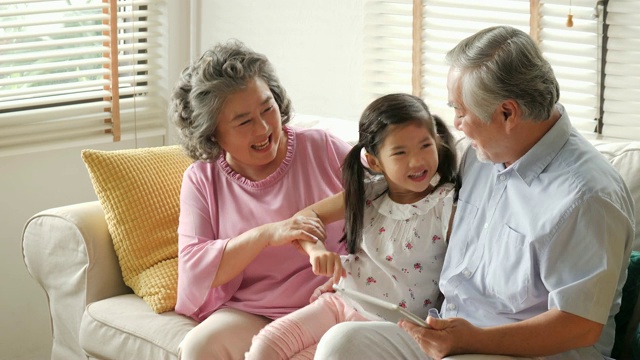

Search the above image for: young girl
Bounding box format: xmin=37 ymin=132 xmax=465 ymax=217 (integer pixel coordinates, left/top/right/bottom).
xmin=245 ymin=93 xmax=458 ymax=360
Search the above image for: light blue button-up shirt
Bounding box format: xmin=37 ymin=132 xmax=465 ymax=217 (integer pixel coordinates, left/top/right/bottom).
xmin=440 ymin=105 xmax=635 ymax=358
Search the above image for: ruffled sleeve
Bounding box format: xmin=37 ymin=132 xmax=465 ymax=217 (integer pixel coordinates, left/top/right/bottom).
xmin=175 ymin=163 xmax=241 ymax=320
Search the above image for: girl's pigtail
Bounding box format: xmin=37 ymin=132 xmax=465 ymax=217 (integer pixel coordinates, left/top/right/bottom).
xmin=433 ymin=115 xmax=458 ymax=189
xmin=341 ymin=143 xmax=367 ymax=254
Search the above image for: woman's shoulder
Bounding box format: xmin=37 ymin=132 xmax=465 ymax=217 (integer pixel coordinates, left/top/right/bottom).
xmin=289 ymin=125 xmax=334 ymax=141
xmin=182 ymin=158 xmax=219 ymax=181
xmin=288 ymin=126 xmax=352 ymax=149
xmin=186 ymin=158 xmax=217 ymax=171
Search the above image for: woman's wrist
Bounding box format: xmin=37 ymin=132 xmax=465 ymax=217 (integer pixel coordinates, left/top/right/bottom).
xmin=249 ymin=223 xmax=272 ymax=249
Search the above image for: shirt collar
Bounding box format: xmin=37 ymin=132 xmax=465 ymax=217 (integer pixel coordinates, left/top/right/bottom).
xmin=503 ymin=104 xmax=571 ymax=186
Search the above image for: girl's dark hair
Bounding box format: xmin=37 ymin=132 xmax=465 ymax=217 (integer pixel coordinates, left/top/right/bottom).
xmin=342 ymin=93 xmax=457 ymax=254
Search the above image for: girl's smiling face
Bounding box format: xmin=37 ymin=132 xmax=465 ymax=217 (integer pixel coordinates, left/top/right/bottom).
xmin=214 ymin=77 xmax=286 ymax=181
xmin=366 ymin=120 xmax=439 ymax=204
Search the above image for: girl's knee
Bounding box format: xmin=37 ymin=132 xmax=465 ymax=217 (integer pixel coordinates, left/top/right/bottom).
xmin=246 ymin=317 xmax=310 ymax=360
xmin=245 ymin=333 xmax=283 ymax=360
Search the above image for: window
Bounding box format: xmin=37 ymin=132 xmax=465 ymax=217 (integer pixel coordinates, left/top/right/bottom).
xmin=0 ymin=0 xmax=166 ymax=156
xmin=602 ymin=0 xmax=640 ymax=139
xmin=363 ymin=0 xmax=640 ymax=141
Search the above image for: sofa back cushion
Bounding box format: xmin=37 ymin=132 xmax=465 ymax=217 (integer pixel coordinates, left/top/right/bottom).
xmin=593 ymin=141 xmax=640 ymax=251
xmin=82 ymin=145 xmax=193 ymax=313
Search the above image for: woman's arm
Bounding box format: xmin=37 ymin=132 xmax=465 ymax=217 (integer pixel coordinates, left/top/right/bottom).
xmin=212 ymin=215 xmax=326 ymax=287
xmin=178 ymin=166 xmax=328 ymax=290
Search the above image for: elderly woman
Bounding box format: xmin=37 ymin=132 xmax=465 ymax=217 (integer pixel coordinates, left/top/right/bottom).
xmin=169 ymin=40 xmax=351 ymax=359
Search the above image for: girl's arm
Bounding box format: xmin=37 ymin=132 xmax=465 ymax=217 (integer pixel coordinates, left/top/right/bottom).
xmin=295 ymin=192 xmax=347 ymax=283
xmin=296 ymin=192 xmax=346 ymax=224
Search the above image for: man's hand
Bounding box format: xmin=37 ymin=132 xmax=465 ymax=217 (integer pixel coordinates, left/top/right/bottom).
xmin=399 ymin=316 xmax=478 ymax=359
xmin=399 ymin=309 xmax=604 ymax=359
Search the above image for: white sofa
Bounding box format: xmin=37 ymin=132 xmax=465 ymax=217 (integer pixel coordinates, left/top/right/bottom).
xmin=22 ymin=116 xmax=640 ymax=360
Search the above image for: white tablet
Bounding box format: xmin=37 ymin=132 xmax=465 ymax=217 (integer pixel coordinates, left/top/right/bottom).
xmin=332 ymin=284 xmax=429 ymax=328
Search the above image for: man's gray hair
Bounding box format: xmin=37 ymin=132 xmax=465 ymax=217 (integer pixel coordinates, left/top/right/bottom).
xmin=445 ymin=26 xmax=560 ymax=123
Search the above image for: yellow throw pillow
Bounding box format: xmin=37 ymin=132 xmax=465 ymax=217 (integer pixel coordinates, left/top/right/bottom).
xmin=81 ymin=145 xmax=193 ymax=313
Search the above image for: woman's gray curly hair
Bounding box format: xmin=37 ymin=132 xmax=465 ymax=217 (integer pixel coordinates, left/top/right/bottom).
xmin=169 ymin=40 xmax=292 ymax=161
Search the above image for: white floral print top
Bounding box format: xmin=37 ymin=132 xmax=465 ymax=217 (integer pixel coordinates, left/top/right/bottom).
xmin=340 ymin=175 xmax=455 ymax=321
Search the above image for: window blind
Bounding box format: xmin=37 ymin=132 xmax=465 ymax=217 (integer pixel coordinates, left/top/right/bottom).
xmin=602 ymin=0 xmax=640 ymax=140
xmin=420 ymin=0 xmax=530 ymax=126
xmin=364 ymin=0 xmax=614 ymax=140
xmin=538 ymin=0 xmax=600 ymax=137
xmin=363 ymin=0 xmax=414 ymax=104
xmin=0 ymin=0 xmax=166 ymax=157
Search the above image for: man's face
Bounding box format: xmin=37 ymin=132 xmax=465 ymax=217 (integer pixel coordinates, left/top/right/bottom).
xmin=447 ymin=67 xmax=507 ymax=164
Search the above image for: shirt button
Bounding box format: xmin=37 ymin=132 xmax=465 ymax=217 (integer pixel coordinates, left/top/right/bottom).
xmin=484 ymin=223 xmax=488 ymax=229
xmin=500 ymin=174 xmax=506 ymax=181
xmin=447 ymin=303 xmax=457 ymax=311
xmin=463 ymin=270 xmax=471 ymax=278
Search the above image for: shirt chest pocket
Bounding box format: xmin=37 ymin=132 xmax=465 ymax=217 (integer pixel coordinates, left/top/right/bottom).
xmin=486 ymin=224 xmax=531 ymax=308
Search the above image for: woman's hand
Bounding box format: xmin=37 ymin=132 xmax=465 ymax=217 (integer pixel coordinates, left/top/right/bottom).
xmin=261 ymin=215 xmax=326 ymax=248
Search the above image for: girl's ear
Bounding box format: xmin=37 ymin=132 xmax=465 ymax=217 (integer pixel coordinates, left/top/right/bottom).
xmin=365 ymin=152 xmax=383 ymax=173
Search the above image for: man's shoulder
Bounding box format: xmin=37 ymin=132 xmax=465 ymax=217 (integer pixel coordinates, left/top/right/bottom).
xmin=557 ymin=133 xmax=624 ymax=190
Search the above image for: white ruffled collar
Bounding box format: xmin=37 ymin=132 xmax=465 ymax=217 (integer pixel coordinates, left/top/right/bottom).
xmin=371 ymin=183 xmax=454 ymax=221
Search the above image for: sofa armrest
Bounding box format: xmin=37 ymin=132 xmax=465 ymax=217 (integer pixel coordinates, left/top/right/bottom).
xmin=22 ymin=201 xmax=131 ymax=360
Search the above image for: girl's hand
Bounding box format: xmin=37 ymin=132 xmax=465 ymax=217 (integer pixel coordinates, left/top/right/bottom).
xmin=309 ymin=277 xmax=336 ymax=303
xmin=308 ymin=249 xmax=346 ymax=285
xmin=262 ymin=215 xmax=326 ymax=248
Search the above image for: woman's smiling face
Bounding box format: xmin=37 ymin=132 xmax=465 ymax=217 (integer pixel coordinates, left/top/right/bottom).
xmin=214 ymin=77 xmax=286 ymax=181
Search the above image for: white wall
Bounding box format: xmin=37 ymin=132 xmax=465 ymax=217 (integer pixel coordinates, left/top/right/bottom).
xmin=194 ymin=0 xmax=366 ymax=121
xmin=0 ymin=1 xmax=364 ymax=358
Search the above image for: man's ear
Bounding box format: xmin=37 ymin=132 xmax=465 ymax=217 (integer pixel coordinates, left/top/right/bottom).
xmin=365 ymin=152 xmax=383 ymax=173
xmin=501 ymin=99 xmax=520 ymax=133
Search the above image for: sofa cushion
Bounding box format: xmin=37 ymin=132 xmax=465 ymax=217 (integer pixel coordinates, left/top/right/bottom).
xmin=79 ymin=294 xmax=197 ymax=359
xmin=593 ymin=141 xmax=640 ymax=251
xmin=81 ymin=146 xmax=193 ymax=313
xmin=612 ymin=251 xmax=640 ymax=358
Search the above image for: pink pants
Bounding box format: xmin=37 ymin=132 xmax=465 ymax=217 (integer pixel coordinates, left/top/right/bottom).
xmin=245 ymin=292 xmax=369 ymax=360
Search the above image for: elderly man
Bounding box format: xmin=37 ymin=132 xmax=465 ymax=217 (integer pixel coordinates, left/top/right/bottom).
xmin=314 ymin=25 xmax=635 ymax=360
